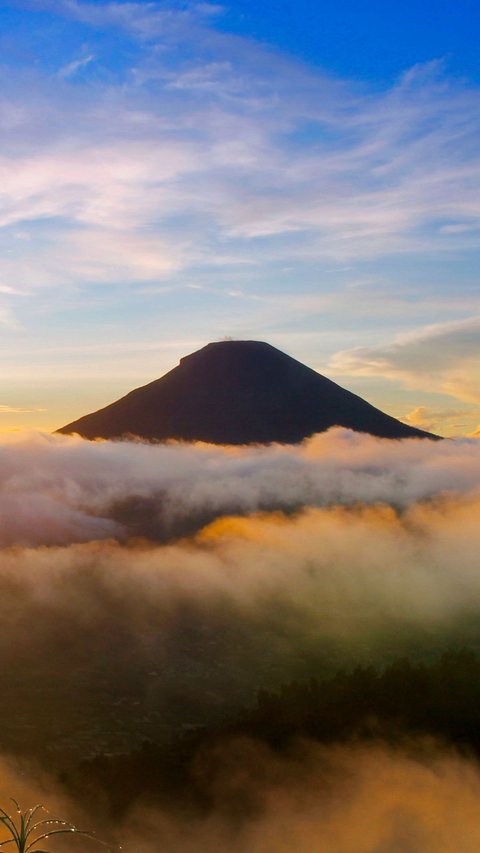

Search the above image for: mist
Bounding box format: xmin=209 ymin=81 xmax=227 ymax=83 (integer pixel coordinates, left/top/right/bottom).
xmin=1 ymin=429 xmax=480 ymax=849
xmin=3 ymin=737 xmax=480 ymax=852
xmin=118 ymin=739 xmax=480 ymax=853
xmin=0 ymin=428 xmax=479 ymax=546
xmin=2 ymin=492 xmax=480 ymax=706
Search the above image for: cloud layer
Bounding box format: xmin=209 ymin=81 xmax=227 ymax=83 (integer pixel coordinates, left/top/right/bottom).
xmin=120 ymin=740 xmax=480 ymax=853
xmin=0 ymin=428 xmax=480 ymax=545
xmin=0 ymin=430 xmax=479 ymax=847
xmin=0 ymin=431 xmax=479 ymax=745
xmin=4 ymin=734 xmax=480 ymax=853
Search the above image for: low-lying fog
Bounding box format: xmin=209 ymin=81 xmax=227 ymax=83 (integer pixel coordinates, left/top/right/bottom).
xmin=0 ymin=428 xmax=479 ymax=851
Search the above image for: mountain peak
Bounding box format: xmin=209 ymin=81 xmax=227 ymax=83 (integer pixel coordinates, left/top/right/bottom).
xmin=58 ymin=340 xmax=438 ymax=443
xmin=179 ymin=339 xmax=280 ymax=364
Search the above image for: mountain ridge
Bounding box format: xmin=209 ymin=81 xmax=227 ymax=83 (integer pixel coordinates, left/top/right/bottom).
xmin=58 ymin=340 xmax=438 ymax=443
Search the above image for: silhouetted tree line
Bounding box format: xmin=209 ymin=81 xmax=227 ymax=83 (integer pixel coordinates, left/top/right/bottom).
xmin=246 ymin=649 xmax=480 ymax=748
xmin=64 ymin=649 xmax=480 ymax=818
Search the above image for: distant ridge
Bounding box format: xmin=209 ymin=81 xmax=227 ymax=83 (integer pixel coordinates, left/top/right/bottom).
xmin=58 ymin=340 xmax=438 ymax=443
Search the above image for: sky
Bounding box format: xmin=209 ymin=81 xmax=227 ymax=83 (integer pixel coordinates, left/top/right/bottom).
xmin=0 ymin=0 xmax=478 ymax=436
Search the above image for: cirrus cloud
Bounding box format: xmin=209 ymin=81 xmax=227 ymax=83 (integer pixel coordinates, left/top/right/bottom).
xmin=0 ymin=6 xmax=479 ymax=299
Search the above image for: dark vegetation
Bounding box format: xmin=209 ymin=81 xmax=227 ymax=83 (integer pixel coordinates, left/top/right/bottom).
xmin=65 ymin=649 xmax=480 ymax=818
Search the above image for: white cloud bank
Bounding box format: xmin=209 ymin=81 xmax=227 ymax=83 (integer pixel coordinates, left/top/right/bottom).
xmin=0 ymin=428 xmax=479 ymax=546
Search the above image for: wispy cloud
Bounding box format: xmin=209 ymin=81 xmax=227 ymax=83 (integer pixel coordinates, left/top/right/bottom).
xmin=58 ymin=51 xmax=95 ymax=78
xmin=0 ymin=404 xmax=45 ymax=414
xmin=57 ymin=0 xmax=224 ymax=40
xmin=0 ymin=4 xmax=478 ymax=299
xmin=402 ymin=406 xmax=480 ymax=436
xmin=329 ymin=316 xmax=480 ymax=404
xmin=0 ymin=0 xmax=477 ymax=435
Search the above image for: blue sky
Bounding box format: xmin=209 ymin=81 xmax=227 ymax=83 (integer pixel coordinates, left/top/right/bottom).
xmin=0 ymin=0 xmax=478 ymax=435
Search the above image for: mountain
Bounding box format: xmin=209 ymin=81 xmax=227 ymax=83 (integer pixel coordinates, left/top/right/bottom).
xmin=58 ymin=340 xmax=437 ymax=443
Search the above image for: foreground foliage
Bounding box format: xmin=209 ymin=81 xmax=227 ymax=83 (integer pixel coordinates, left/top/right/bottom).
xmin=0 ymin=801 xmax=110 ymax=852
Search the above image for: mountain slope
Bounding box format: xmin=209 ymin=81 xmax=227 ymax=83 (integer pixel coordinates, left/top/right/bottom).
xmin=58 ymin=340 xmax=437 ymax=442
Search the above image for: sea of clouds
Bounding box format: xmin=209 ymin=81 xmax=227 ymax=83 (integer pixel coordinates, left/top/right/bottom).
xmin=0 ymin=428 xmax=479 ymax=546
xmin=1 ymin=428 xmax=480 ymax=851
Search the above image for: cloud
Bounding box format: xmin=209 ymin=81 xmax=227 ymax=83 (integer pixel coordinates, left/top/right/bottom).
xmin=0 ymin=428 xmax=479 ymax=546
xmin=59 ymin=0 xmax=222 ymax=37
xmin=0 ymin=434 xmax=478 ymax=651
xmin=3 ymin=731 xmax=480 ymax=853
xmin=0 ymin=431 xmax=480 ymax=840
xmin=0 ymin=4 xmax=478 ymax=840
xmin=49 ymin=228 xmax=181 ymax=283
xmin=329 ymin=316 xmax=480 ymax=404
xmin=402 ymin=405 xmax=480 ymax=435
xmin=0 ymin=404 xmax=45 ymax=414
xmin=0 ymin=10 xmax=479 ymax=301
xmin=0 ymin=431 xmax=479 ymax=684
xmin=58 ymin=52 xmax=96 ymax=79
xmin=1 ymin=472 xmax=480 ymax=760
xmin=0 ymin=754 xmax=109 ymax=851
xmin=119 ymin=740 xmax=480 ymax=853
xmin=0 ymin=136 xmax=200 ymax=233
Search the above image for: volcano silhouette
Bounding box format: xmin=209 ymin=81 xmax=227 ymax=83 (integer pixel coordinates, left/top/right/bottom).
xmin=58 ymin=340 xmax=436 ymax=443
